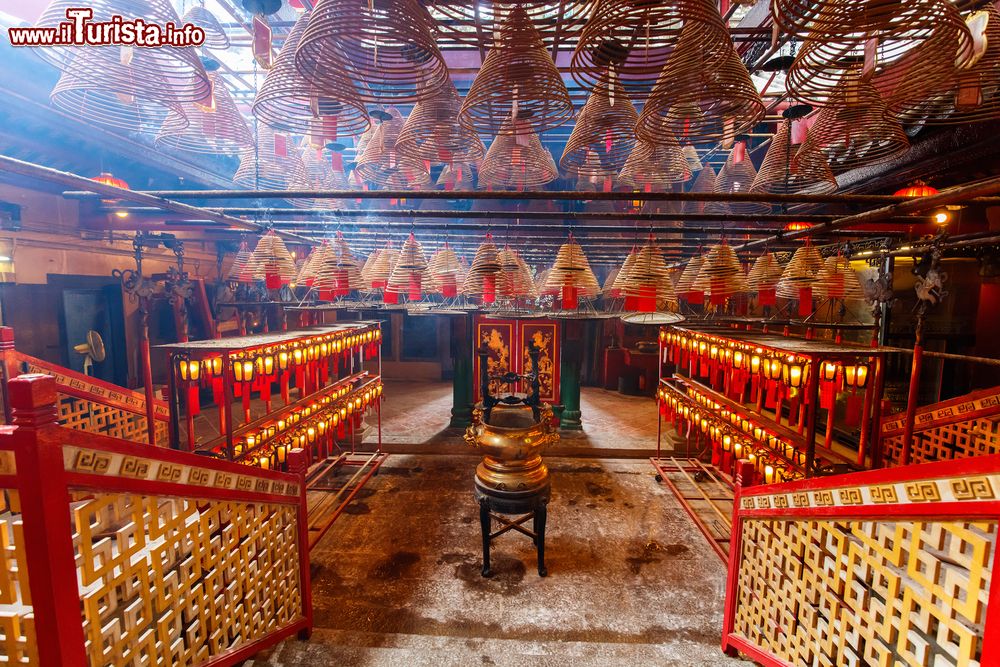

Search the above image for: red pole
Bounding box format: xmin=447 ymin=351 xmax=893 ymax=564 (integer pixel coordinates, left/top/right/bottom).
xmin=900 ymin=342 xmax=924 ymax=466
xmin=139 ymin=307 xmax=157 ymax=445
xmin=287 ymin=447 xmax=314 ymax=638
xmin=721 ymin=459 xmax=754 ymax=657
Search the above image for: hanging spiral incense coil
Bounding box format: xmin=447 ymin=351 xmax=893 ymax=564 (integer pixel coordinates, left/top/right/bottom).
xmin=560 ymin=77 xmax=638 ymax=177
xmin=750 ymin=120 xmax=837 ymax=195
xmin=463 ymin=235 xmax=503 ymax=303
xmin=156 ymin=73 xmax=252 ymax=154
xmin=181 ymin=5 xmax=229 ymax=50
xmin=691 ymin=242 xmax=746 ymax=304
xmin=314 ymin=232 xmax=364 ymax=297
xmin=437 ymin=163 xmax=477 ymax=190
xmin=497 ymin=247 xmax=538 ymax=299
xmin=362 ymin=244 xmax=399 ymax=289
xmin=882 ymin=7 xmax=1000 ymax=126
xmin=814 ymin=255 xmax=866 ymax=301
xmin=618 ymin=130 xmax=691 ymax=190
xmin=712 ymin=143 xmax=770 ymax=215
xmin=620 ymin=242 xmax=678 ymax=311
xmin=636 ymin=28 xmax=764 ymax=144
xmin=681 ymin=145 xmax=703 ymax=172
xmin=799 ymin=77 xmax=910 ymax=172
xmin=426 ymin=0 xmax=593 ymax=49
xmin=602 ymin=266 xmax=621 ymax=294
xmin=288 ymin=146 xmax=351 ymax=209
xmin=459 ymin=5 xmax=574 ymax=135
xmin=570 ymin=0 xmax=730 ymax=99
xmin=776 ymin=243 xmax=824 ymax=299
xmin=545 ymin=238 xmax=600 ymax=308
xmin=246 ymin=232 xmax=297 ymax=288
xmin=297 ymin=242 xmax=331 ymax=287
xmin=675 ymin=254 xmax=705 ymax=301
xmin=385 ymin=233 xmax=429 ymax=302
xmin=684 ymin=165 xmax=717 ymax=214
xmin=425 ymin=243 xmax=464 ymax=297
xmin=609 ymin=246 xmax=638 ymax=296
xmin=34 ymin=0 xmax=210 ymax=102
xmin=227 ymin=242 xmax=255 ymax=282
xmin=295 ymin=0 xmax=449 ymax=105
xmin=234 ymin=125 xmax=307 ymax=190
xmin=356 ymin=108 xmax=431 ymax=188
xmin=479 ymin=119 xmax=559 ymax=189
xmin=774 ymin=0 xmax=968 ymax=43
xmin=785 ymin=0 xmax=973 ymax=109
xmin=253 ymin=11 xmax=369 ymax=140
xmin=396 ymin=81 xmax=486 ymax=164
xmin=746 ymin=252 xmax=784 ymax=292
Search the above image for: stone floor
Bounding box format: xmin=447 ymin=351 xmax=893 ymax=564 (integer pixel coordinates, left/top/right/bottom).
xmin=369 ymin=380 xmax=669 ymax=456
xmin=244 ymin=455 xmax=746 ymax=666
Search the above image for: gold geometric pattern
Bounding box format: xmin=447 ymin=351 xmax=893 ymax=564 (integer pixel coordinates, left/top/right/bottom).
xmin=882 ymin=413 xmax=1000 ymax=467
xmin=72 ymin=492 xmax=302 ymax=666
xmin=0 ymin=490 xmax=36 ymax=665
xmin=733 ymin=517 xmax=996 ymax=666
xmin=57 ymin=394 xmax=169 ymax=447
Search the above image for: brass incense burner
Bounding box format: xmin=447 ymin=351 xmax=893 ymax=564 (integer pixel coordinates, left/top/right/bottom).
xmin=466 ymin=403 xmax=559 ymax=499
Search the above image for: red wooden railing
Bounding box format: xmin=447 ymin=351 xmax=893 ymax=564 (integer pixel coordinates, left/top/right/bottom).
xmin=0 ymin=374 xmax=311 ymax=666
xmin=721 ymin=455 xmax=1000 ymax=666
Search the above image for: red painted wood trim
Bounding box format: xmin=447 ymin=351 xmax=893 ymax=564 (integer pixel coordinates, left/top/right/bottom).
xmin=880 ymin=384 xmax=1000 ymax=436
xmin=741 ymin=452 xmax=1000 ymax=498
xmin=63 ymin=472 xmax=301 ymax=505
xmin=721 ymin=462 xmax=754 ymax=652
xmin=198 ymin=618 xmax=308 ymax=667
xmin=740 ymin=501 xmax=1000 ymax=520
xmin=723 ymin=634 xmax=795 ymax=667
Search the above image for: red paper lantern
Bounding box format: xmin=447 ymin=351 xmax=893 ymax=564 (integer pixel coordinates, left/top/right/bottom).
xmin=783 ymin=221 xmax=813 ymax=232
xmin=894 ymin=183 xmax=939 ymax=197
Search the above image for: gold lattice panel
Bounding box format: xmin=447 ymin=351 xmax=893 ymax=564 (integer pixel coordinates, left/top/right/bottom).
xmin=732 ymin=515 xmax=996 ymax=666
xmin=0 ymin=489 xmax=37 ymax=665
xmin=883 ymin=414 xmax=1000 ymax=466
xmin=57 ymin=395 xmax=168 ymax=447
xmin=71 ymin=493 xmax=302 ymax=666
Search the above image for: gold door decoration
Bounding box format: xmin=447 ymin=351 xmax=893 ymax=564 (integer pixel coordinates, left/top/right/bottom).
xmin=474 ymin=321 xmax=513 ymax=402
xmin=521 ymin=323 xmax=558 ymax=404
xmin=474 ymin=318 xmax=561 ymax=404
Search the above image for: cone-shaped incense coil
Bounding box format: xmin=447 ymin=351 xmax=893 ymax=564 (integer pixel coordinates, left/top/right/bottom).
xmin=544 ymin=239 xmax=600 ymax=310
xmin=362 ymin=244 xmax=399 ymax=290
xmin=181 ymin=5 xmax=229 ymax=49
xmin=35 ymin=0 xmax=210 ymax=101
xmin=746 ymin=252 xmax=784 ymax=291
xmin=247 ymin=232 xmax=297 ymax=288
xmin=712 ymin=143 xmax=770 ymax=215
xmin=637 ymin=28 xmax=764 ymax=144
xmin=290 ymin=147 xmax=354 ymax=209
xmin=253 ymin=11 xmax=369 ymax=139
xmin=692 ymin=242 xmax=747 ymax=304
xmin=799 ymin=77 xmax=909 ymax=172
xmin=570 ymin=0 xmax=729 ymax=99
xmin=425 ymin=243 xmax=464 ymax=297
xmin=618 ymin=131 xmax=692 ymax=190
xmin=751 ymin=120 xmax=837 ymax=194
xmin=356 ymin=108 xmax=431 ymax=188
xmin=777 ymin=243 xmax=824 ymax=312
xmin=682 ymin=145 xmax=703 ymax=172
xmin=480 ymin=118 xmax=559 ymax=189
xmin=620 ymin=242 xmax=678 ymax=311
xmin=497 ymin=247 xmax=538 ymax=299
xmin=396 ymin=81 xmax=486 ymax=164
xmin=676 ymin=255 xmax=706 ymax=303
xmin=157 ymin=73 xmax=252 ymax=154
xmin=297 ymin=242 xmax=331 ymax=286
xmin=227 ymin=242 xmax=255 ymax=282
xmin=609 ymin=246 xmax=639 ymax=296
xmin=437 ymin=163 xmax=477 ymax=190
xmin=295 ymin=0 xmax=449 ymax=104
xmin=602 ymin=266 xmax=621 ymax=293
xmin=814 ymin=255 xmax=866 ymax=301
xmin=459 ymin=5 xmax=574 ymax=135
xmin=235 ymin=125 xmax=307 ymax=190
xmin=427 ymin=0 xmax=592 ymax=49
xmin=313 ymin=233 xmax=363 ymax=298
xmin=385 ymin=234 xmax=429 ymax=302
xmin=685 ymin=165 xmax=717 ymax=214
xmin=560 ymin=78 xmax=638 ymax=177
xmin=462 ymin=236 xmax=503 ymax=303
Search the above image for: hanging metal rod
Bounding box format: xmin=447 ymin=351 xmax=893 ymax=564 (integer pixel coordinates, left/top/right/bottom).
xmin=66 ymin=188 xmax=1000 ymax=205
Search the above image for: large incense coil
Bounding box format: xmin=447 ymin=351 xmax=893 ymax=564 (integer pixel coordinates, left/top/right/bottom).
xmin=560 ymin=78 xmax=638 ymax=177
xmin=459 ymin=5 xmax=574 ymax=136
xmin=776 ymin=243 xmax=825 ymax=298
xmin=437 ymin=163 xmax=477 ymax=190
xmin=479 ymin=120 xmax=559 ymax=189
xmin=544 ymin=239 xmax=600 ymax=300
xmin=227 ymin=242 xmax=255 ymax=282
xmin=620 ymin=242 xmax=678 ymax=310
xmin=800 ymin=78 xmax=910 ymax=172
xmin=234 ymin=125 xmax=307 ymax=190
xmin=425 ymin=243 xmax=464 ymax=297
xmin=691 ymin=242 xmax=747 ymax=303
xmin=34 ymin=0 xmax=210 ymax=102
xmin=396 ymin=81 xmax=486 ymax=164
xmin=786 ymin=0 xmax=973 ymax=108
xmin=385 ymin=234 xmax=429 ymax=302
xmin=462 ymin=236 xmax=503 ymax=302
xmin=712 ymin=144 xmax=770 ymax=215
xmin=602 ymin=266 xmax=621 ymax=294
xmin=497 ymin=247 xmax=538 ymax=299
xmin=609 ymin=246 xmax=638 ymax=296
xmin=253 ymin=11 xmax=369 ymax=139
xmin=675 ymin=255 xmax=705 ymax=297
xmin=297 ymin=242 xmax=331 ymax=286
xmin=355 ymin=108 xmax=431 ymax=188
xmin=636 ymin=28 xmax=764 ymax=144
xmin=50 ymin=66 xmax=185 ymax=134
xmin=618 ymin=131 xmax=692 ymax=190
xmin=681 ymin=145 xmax=703 ymax=172
xmin=882 ymin=7 xmax=1000 ymax=126
xmin=313 ymin=232 xmax=364 ymax=297
xmin=363 ymin=244 xmax=399 ymax=289
xmin=570 ymin=0 xmax=730 ymax=99
xmin=814 ymin=255 xmax=866 ymax=301
xmin=746 ymin=252 xmax=784 ymax=291
xmin=774 ymin=0 xmax=959 ymax=36
xmin=156 ymin=73 xmax=252 ymax=154
xmin=750 ymin=120 xmax=837 ymax=195
xmin=246 ymin=232 xmax=297 ymax=287
xmin=684 ymin=165 xmax=717 ymax=214
xmin=295 ymin=0 xmax=449 ymax=105
xmin=426 ymin=0 xmax=593 ymax=49
xmin=288 ymin=147 xmax=351 ymax=209
xmin=180 ymin=5 xmax=229 ymax=50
